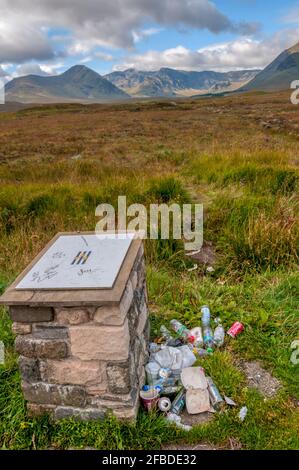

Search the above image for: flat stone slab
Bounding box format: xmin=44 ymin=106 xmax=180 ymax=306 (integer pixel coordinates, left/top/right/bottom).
xmin=239 ymin=360 xmax=282 ymax=398
xmin=15 ymin=233 xmax=134 ymax=290
xmin=0 ymin=232 xmax=142 ymax=306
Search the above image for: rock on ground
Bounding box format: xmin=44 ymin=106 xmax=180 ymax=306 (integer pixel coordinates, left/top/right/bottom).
xmin=239 ymin=360 xmax=282 ymax=398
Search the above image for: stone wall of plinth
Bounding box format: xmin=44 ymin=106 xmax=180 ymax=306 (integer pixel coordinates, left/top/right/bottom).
xmin=8 ymin=245 xmax=149 ymax=421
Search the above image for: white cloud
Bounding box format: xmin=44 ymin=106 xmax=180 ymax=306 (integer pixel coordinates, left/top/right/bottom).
xmin=114 ymin=30 xmax=299 ymax=72
xmin=0 ymin=15 xmax=54 ymax=63
xmin=94 ymin=51 xmax=114 ymax=62
xmin=132 ymin=27 xmax=164 ymax=44
xmin=16 ymin=63 xmax=49 ymax=77
xmin=0 ymin=0 xmax=258 ymax=64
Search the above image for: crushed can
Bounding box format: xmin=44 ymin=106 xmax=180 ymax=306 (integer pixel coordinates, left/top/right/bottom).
xmin=227 ymin=322 xmax=244 ymax=338
xmin=158 ymin=397 xmax=172 ymax=412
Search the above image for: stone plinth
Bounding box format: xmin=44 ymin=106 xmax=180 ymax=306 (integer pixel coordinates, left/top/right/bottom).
xmin=0 ymin=232 xmax=149 ymax=421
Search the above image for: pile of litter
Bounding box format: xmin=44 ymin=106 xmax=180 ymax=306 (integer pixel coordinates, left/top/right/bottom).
xmin=140 ymin=306 xmax=245 ymax=430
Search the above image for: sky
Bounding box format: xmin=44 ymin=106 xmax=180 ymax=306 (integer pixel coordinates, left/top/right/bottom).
xmin=0 ymin=0 xmax=299 ymax=81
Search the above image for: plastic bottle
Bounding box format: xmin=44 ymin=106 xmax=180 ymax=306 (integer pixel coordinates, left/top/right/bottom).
xmin=142 ymin=384 xmax=162 ymax=393
xmin=213 ymin=325 xmax=225 ymax=347
xmin=187 ymin=342 xmax=209 ymax=357
xmin=158 ymin=368 xmax=171 ymax=379
xmin=160 ymin=325 xmax=173 ymax=342
xmin=193 ymin=347 xmax=210 ymax=357
xmin=170 ymin=389 xmax=186 ymax=415
xmin=145 ymin=362 xmax=160 ymax=385
xmin=170 ymin=319 xmax=195 ymax=343
xmin=201 ymin=306 xmax=211 ymax=327
xmin=207 ymin=377 xmax=224 ymax=410
xmin=162 ymin=386 xmax=181 ymax=395
xmin=190 ymin=326 xmax=203 ymax=347
xmin=166 ymin=412 xmax=192 ymax=431
xmin=153 ymin=376 xmax=177 ymax=389
xmin=203 ymin=325 xmax=214 ymax=349
xmin=149 ymin=342 xmax=160 ymax=354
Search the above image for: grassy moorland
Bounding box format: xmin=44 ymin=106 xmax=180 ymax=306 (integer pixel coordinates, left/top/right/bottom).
xmin=0 ymin=91 xmax=298 ymax=450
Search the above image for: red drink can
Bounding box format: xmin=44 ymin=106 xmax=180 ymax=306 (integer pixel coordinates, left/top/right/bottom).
xmin=227 ymin=322 xmax=244 ymax=338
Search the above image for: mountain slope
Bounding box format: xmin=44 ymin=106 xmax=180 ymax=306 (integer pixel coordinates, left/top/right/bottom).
xmin=241 ymin=42 xmax=299 ymax=92
xmin=105 ymin=68 xmax=260 ymax=97
xmin=5 ymin=65 xmax=129 ymax=103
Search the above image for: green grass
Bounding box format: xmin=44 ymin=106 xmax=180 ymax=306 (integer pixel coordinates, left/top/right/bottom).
xmin=0 ymin=95 xmax=298 ymax=450
xmin=0 ymin=265 xmax=298 ymax=449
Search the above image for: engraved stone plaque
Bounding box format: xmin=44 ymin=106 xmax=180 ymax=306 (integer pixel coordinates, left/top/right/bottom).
xmin=15 ymin=233 xmax=135 ymax=290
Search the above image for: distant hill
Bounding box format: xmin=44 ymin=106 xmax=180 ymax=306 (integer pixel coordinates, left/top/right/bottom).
xmin=105 ymin=68 xmax=260 ymax=97
xmin=241 ymin=42 xmax=299 ymax=92
xmin=5 ymin=65 xmax=129 ymax=103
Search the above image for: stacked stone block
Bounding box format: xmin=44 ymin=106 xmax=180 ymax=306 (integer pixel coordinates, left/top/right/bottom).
xmin=9 ymin=245 xmax=148 ymax=421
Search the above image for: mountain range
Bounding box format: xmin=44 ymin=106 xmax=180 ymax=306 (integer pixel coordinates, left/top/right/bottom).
xmin=5 ymin=65 xmax=129 ymax=103
xmin=3 ymin=41 xmax=299 ymax=103
xmin=104 ymin=68 xmax=260 ymax=97
xmin=240 ymin=42 xmax=299 ymax=92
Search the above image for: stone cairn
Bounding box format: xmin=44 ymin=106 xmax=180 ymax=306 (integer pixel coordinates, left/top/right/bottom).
xmin=6 ymin=242 xmax=149 ymax=421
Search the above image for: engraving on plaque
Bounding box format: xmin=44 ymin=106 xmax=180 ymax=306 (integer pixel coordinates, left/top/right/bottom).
xmin=15 ymin=233 xmax=134 ymax=290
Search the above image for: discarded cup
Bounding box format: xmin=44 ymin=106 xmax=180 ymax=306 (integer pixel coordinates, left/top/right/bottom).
xmin=227 ymin=322 xmax=244 ymax=338
xmin=140 ymin=388 xmax=160 ymax=411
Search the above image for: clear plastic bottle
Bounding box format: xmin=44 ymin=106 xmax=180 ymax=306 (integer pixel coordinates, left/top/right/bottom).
xmin=190 ymin=326 xmax=203 ymax=347
xmin=201 ymin=306 xmax=211 ymax=327
xmin=213 ymin=325 xmax=225 ymax=347
xmin=170 ymin=319 xmax=195 ymax=343
xmin=170 ymin=389 xmax=186 ymax=415
xmin=207 ymin=377 xmax=224 ymax=410
xmin=160 ymin=325 xmax=173 ymax=342
xmin=203 ymin=325 xmax=214 ymax=349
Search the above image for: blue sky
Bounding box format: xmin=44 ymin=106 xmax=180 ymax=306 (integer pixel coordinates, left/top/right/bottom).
xmin=0 ymin=0 xmax=299 ymax=79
